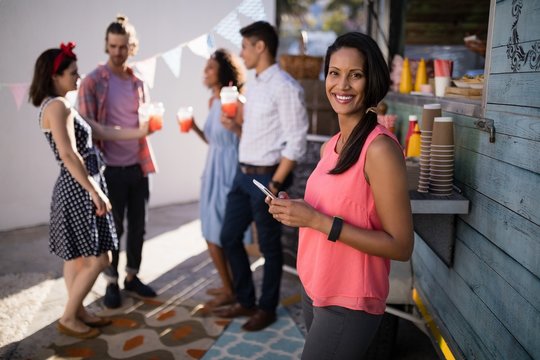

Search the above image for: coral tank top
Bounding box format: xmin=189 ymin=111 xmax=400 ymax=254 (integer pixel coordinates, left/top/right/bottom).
xmin=297 ymin=125 xmax=399 ymax=314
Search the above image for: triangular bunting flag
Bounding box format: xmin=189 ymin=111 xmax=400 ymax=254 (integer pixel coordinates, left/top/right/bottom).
xmin=214 ymin=11 xmax=242 ymax=48
xmin=9 ymin=83 xmax=29 ymax=110
xmin=207 ymin=32 xmax=216 ymax=52
xmin=188 ymin=34 xmax=212 ymax=59
xmin=238 ymin=0 xmax=267 ymax=21
xmin=134 ymin=57 xmax=157 ymax=88
xmin=162 ymin=46 xmax=183 ymax=78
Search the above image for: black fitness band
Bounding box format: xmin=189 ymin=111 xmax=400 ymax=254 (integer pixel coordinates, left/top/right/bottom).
xmin=269 ymin=180 xmax=282 ymax=191
xmin=327 ymin=216 xmax=343 ymax=242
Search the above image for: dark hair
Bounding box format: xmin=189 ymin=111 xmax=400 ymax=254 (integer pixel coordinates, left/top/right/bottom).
xmin=105 ymin=15 xmax=139 ymax=55
xmin=240 ymin=21 xmax=278 ymax=59
xmin=29 ymin=48 xmax=76 ymax=107
xmin=324 ymin=32 xmax=390 ymax=174
xmin=211 ymin=48 xmax=246 ymax=92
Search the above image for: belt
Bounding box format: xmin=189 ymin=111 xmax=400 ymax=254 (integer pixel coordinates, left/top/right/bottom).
xmin=107 ymin=164 xmax=140 ymax=171
xmin=240 ymin=163 xmax=278 ymax=175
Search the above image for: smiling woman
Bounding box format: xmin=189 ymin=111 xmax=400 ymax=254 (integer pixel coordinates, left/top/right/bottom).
xmin=266 ymin=32 xmax=413 ymax=359
xmin=325 ymin=47 xmax=367 ymax=126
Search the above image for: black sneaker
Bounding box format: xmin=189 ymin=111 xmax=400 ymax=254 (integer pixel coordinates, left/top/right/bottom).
xmin=104 ymin=283 xmax=122 ymax=308
xmin=124 ymin=276 xmax=157 ymax=298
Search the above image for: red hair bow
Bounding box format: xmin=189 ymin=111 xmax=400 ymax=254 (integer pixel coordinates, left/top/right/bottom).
xmin=52 ymin=42 xmax=77 ymax=75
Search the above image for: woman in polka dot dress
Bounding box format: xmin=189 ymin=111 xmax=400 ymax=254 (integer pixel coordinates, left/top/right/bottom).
xmin=29 ymin=43 xmax=150 ymax=339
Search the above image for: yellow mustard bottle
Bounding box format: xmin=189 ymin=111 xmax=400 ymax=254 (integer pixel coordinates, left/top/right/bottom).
xmin=399 ymin=57 xmax=412 ymax=94
xmin=415 ymin=58 xmax=428 ymax=92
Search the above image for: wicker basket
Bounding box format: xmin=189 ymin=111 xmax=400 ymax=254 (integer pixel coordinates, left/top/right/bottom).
xmin=279 ymin=54 xmax=323 ymax=80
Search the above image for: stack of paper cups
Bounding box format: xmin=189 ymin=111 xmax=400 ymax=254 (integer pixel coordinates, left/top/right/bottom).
xmin=417 ymin=104 xmax=441 ymax=192
xmin=430 ymin=117 xmax=454 ymax=196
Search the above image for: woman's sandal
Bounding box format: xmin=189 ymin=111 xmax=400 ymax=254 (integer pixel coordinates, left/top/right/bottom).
xmin=57 ymin=322 xmax=100 ymax=339
xmin=82 ymin=316 xmax=112 ymax=327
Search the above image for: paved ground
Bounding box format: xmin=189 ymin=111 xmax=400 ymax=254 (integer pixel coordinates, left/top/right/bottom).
xmin=0 ymin=201 xmax=438 ymax=359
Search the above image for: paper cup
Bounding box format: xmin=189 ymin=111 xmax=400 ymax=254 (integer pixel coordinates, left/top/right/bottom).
xmin=432 ymin=117 xmax=454 ymax=146
xmin=435 ymin=77 xmax=451 ymax=97
xmin=421 ymin=104 xmax=441 ymax=131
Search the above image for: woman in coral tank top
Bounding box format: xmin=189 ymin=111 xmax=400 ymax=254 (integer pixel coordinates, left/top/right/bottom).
xmin=267 ymin=32 xmax=413 ymax=359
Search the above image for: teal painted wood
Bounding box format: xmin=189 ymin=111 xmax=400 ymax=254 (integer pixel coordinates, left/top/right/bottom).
xmin=455 ymin=148 xmax=540 ymax=225
xmin=484 ymin=107 xmax=540 ymax=140
xmin=413 ymin=241 xmax=530 ymax=359
xmin=490 ymin=44 xmax=540 ymax=74
xmin=457 ymin=181 xmax=540 ymax=277
xmin=491 ymin=0 xmax=540 ymax=47
xmin=486 ymin=73 xmax=540 ymax=110
xmin=454 ymin=119 xmax=540 ymax=173
xmin=454 ymin=229 xmax=540 ymax=356
xmin=414 ymin=237 xmax=533 ymax=359
xmin=456 ymin=217 xmax=540 ymax=311
xmin=412 ymin=249 xmax=493 ymax=359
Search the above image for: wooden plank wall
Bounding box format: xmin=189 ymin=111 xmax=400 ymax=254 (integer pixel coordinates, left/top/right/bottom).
xmin=386 ymin=1 xmax=539 ymax=357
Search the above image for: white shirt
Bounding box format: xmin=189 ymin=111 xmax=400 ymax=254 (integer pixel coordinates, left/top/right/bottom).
xmin=239 ymin=64 xmax=308 ymax=165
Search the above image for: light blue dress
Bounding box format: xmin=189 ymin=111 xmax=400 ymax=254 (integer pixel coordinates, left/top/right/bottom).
xmin=200 ymin=99 xmax=251 ymax=245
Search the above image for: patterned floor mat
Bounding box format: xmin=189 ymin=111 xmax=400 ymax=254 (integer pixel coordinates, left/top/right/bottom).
xmin=46 ymin=295 xmax=228 ymax=359
xmin=202 ymin=307 xmax=305 ymax=360
xmin=7 ymin=247 xmax=306 ymax=360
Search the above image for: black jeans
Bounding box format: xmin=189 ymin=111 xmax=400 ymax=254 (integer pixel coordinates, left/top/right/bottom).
xmin=301 ymin=287 xmax=383 ymax=360
xmin=103 ymin=164 xmax=149 ymax=278
xmin=220 ymin=168 xmax=289 ymax=312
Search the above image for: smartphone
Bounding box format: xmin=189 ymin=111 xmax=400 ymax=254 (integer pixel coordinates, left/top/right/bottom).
xmin=252 ymin=179 xmax=277 ymax=199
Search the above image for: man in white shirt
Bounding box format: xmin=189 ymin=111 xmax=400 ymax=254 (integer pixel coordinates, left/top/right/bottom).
xmin=215 ymin=21 xmax=308 ymax=331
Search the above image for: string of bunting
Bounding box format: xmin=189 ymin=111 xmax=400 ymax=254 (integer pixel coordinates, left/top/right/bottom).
xmin=1 ymin=0 xmax=266 ymax=110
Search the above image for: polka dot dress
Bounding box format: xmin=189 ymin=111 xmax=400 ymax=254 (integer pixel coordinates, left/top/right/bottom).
xmin=40 ymin=98 xmax=118 ymax=260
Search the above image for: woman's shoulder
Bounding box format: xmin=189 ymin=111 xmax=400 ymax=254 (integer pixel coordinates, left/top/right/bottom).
xmin=43 ymin=97 xmax=70 ymax=113
xmin=365 ymin=130 xmax=405 ymax=169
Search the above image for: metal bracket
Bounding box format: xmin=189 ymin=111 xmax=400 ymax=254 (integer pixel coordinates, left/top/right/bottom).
xmin=474 ymin=118 xmax=496 ymax=143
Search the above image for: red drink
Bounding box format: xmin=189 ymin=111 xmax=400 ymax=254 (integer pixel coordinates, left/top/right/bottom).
xmin=179 ymin=118 xmax=193 ymax=133
xmin=149 ymin=115 xmax=163 ymax=132
xmin=222 ymin=102 xmax=237 ymax=117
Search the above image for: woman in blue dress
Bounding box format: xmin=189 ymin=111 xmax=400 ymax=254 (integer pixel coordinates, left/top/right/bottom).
xmin=190 ymin=49 xmax=249 ymax=308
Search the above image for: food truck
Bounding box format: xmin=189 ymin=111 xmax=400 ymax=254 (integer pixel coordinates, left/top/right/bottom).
xmin=282 ymin=0 xmax=538 ymax=358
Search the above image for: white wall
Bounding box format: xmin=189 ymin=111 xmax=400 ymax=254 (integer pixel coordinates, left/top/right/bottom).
xmin=0 ymin=0 xmax=275 ymax=231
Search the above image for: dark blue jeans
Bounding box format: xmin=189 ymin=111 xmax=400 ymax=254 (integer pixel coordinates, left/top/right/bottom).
xmin=220 ymin=168 xmax=286 ymax=312
xmin=103 ymin=164 xmax=149 ymax=278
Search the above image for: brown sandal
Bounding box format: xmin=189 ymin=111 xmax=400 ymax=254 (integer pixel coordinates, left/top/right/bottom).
xmin=57 ymin=322 xmax=100 ymax=339
xmin=82 ymin=316 xmax=112 ymax=327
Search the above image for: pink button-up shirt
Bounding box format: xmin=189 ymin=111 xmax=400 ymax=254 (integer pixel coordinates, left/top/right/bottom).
xmin=77 ymin=64 xmax=157 ymax=175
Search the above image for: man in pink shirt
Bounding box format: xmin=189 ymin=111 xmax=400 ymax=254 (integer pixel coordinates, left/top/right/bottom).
xmin=78 ymin=15 xmax=157 ymax=308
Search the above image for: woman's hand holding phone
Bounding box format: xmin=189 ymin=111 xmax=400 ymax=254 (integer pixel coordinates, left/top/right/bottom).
xmin=252 ymin=179 xmax=276 ymax=199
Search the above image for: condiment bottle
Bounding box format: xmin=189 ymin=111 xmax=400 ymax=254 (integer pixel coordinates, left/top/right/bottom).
xmin=414 ymin=58 xmax=428 ymax=92
xmin=405 ymin=114 xmax=418 ymax=154
xmin=407 ymin=124 xmax=421 ymax=157
xmin=399 ymin=57 xmax=412 ymax=94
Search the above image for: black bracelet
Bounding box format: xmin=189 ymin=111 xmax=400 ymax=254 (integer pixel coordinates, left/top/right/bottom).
xmin=270 ymin=180 xmax=282 ymax=191
xmin=327 ymin=216 xmax=343 ymax=242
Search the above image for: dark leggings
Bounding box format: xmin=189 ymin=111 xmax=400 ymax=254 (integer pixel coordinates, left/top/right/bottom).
xmin=301 ymin=287 xmax=383 ymax=360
